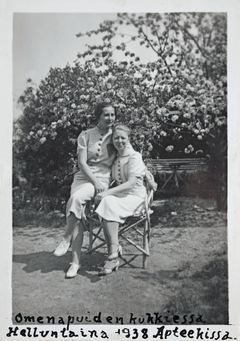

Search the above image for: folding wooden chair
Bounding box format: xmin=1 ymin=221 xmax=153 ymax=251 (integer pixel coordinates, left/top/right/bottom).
xmin=85 ymin=178 xmax=155 ymax=269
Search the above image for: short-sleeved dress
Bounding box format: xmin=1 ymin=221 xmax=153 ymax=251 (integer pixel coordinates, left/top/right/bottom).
xmin=95 ymin=144 xmax=147 ymax=224
xmin=66 ymin=126 xmax=116 ymax=219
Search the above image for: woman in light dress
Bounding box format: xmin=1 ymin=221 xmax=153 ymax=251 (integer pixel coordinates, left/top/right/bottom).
xmin=54 ymin=102 xmax=116 ymax=278
xmin=95 ymin=124 xmax=147 ymax=275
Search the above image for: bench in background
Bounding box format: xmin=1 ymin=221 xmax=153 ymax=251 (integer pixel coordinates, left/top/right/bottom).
xmin=145 ymin=158 xmax=209 ymax=192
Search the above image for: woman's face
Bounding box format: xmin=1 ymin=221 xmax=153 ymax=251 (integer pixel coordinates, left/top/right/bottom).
xmin=98 ymin=106 xmax=116 ymax=129
xmin=113 ymin=129 xmax=129 ymax=152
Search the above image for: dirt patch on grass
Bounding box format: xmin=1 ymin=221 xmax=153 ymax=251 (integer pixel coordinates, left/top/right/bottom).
xmin=12 ymin=197 xmax=228 ymax=325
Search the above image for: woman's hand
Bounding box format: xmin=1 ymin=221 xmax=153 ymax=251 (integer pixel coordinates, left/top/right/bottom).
xmin=152 ymin=181 xmax=158 ymax=192
xmin=94 ymin=190 xmax=108 ymax=205
xmin=94 ymin=180 xmax=106 ymax=194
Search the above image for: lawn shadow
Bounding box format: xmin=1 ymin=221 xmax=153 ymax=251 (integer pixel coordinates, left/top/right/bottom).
xmin=13 ymin=250 xmax=106 ymax=283
xmin=13 ymin=251 xmax=70 ymax=273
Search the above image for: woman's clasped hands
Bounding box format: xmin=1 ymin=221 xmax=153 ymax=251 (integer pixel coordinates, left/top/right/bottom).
xmin=94 ymin=189 xmax=108 ymax=205
xmin=94 ymin=179 xmax=106 ymax=194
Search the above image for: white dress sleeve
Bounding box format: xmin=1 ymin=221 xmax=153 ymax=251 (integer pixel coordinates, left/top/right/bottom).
xmin=128 ymin=152 xmax=145 ymax=179
xmin=77 ymin=130 xmax=88 ymax=154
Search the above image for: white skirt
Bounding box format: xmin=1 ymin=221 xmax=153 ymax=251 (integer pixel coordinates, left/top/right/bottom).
xmin=95 ymin=194 xmax=145 ymax=224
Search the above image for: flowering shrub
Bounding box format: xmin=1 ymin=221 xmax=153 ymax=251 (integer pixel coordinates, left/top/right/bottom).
xmin=14 ymin=13 xmax=227 ymax=204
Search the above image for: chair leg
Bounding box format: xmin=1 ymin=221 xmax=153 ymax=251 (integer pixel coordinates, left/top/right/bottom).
xmin=88 ymin=218 xmax=93 ymax=252
xmin=143 ymin=219 xmax=149 ymax=269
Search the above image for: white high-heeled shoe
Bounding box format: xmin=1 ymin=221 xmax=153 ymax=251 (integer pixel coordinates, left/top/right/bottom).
xmin=108 ymin=244 xmax=123 ymax=261
xmin=98 ymin=259 xmax=120 ymax=276
xmin=66 ymin=263 xmax=80 ymax=278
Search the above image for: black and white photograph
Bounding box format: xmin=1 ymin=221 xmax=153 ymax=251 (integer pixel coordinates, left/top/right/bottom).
xmin=1 ymin=1 xmax=240 ymax=340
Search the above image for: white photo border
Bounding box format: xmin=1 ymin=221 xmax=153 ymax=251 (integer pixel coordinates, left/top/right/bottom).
xmin=1 ymin=0 xmax=240 ymax=340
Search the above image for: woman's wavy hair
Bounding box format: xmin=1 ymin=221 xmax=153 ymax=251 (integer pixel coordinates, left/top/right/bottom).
xmin=94 ymin=101 xmax=117 ymax=122
xmin=112 ymin=124 xmax=131 ymax=137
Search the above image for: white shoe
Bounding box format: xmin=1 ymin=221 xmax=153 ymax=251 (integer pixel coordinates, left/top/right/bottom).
xmin=108 ymin=244 xmax=123 ymax=260
xmin=98 ymin=259 xmax=120 ymax=276
xmin=66 ymin=263 xmax=80 ymax=278
xmin=53 ymin=239 xmax=70 ymax=256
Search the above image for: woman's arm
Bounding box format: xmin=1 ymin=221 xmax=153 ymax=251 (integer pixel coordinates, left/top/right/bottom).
xmin=78 ymin=149 xmax=106 ymax=192
xmin=99 ymin=152 xmax=145 ymax=198
xmin=96 ymin=175 xmax=138 ymax=200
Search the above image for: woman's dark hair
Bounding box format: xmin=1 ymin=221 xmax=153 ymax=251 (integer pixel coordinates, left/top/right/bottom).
xmin=94 ymin=101 xmax=116 ymax=122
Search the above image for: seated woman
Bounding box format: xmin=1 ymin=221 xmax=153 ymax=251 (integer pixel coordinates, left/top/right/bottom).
xmin=95 ymin=124 xmax=147 ymax=275
xmin=54 ymin=101 xmax=116 ymax=278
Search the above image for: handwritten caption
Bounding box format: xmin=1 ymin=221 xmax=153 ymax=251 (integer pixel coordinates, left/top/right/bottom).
xmin=5 ymin=313 xmax=238 ymax=340
xmin=6 ymin=326 xmax=238 ymax=340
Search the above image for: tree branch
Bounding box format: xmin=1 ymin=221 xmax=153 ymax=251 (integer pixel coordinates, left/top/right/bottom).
xmin=139 ymin=27 xmax=173 ymax=76
xmin=175 ymin=20 xmax=208 ymax=58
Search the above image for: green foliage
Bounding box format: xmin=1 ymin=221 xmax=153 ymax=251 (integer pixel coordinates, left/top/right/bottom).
xmin=14 ymin=13 xmax=227 ymax=199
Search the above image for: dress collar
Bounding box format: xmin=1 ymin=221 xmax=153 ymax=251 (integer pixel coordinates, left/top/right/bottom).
xmin=118 ymin=144 xmax=135 ymax=157
xmin=96 ymin=125 xmax=112 ymax=136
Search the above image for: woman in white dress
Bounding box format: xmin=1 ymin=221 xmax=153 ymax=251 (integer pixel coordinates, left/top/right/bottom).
xmin=54 ymin=102 xmax=116 ymax=278
xmin=95 ymin=124 xmax=147 ymax=275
